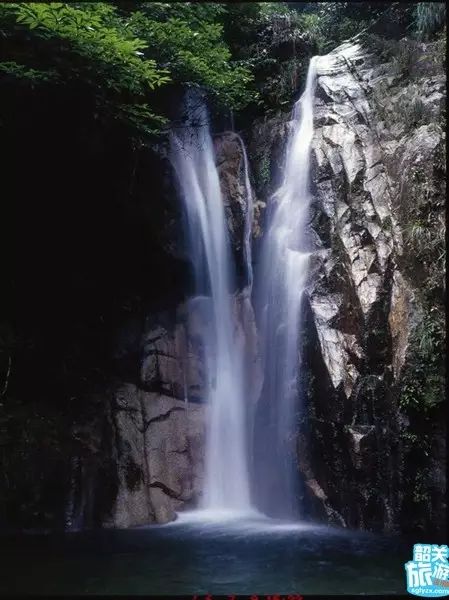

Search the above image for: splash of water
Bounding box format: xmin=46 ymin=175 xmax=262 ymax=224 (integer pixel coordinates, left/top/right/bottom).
xmin=169 ymin=92 xmax=252 ymax=513
xmin=253 ymin=57 xmax=318 ymax=517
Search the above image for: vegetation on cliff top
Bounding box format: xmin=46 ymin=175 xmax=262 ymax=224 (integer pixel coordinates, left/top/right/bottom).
xmin=1 ymin=2 xmax=445 ymax=137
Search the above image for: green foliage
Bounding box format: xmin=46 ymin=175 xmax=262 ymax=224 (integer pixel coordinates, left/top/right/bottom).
xmin=391 ymin=40 xmax=421 ymax=78
xmin=0 ymin=1 xmax=438 ymax=134
xmin=258 ymin=3 xmax=291 ymax=18
xmin=405 ymin=213 xmax=444 ymax=262
xmin=400 ymin=431 xmax=419 ymax=445
xmin=399 ymin=310 xmax=445 ymax=413
xmin=390 ymin=45 xmax=446 ymax=509
xmin=297 ymin=2 xmax=443 ymax=51
xmin=397 ymin=96 xmax=429 ymax=126
xmin=0 ymin=2 xmax=257 ymax=136
xmin=291 ymin=5 xmax=370 ymax=54
xmin=412 ymin=468 xmax=431 ymax=504
xmin=373 ymin=46 xmax=446 ymax=306
xmin=225 ymin=1 xmax=415 ymax=113
xmin=435 ymin=28 xmax=447 ymax=67
xmin=220 ymin=5 xmax=313 ymax=112
xmin=402 ymin=136 xmax=446 ymax=301
xmin=369 ymin=36 xmax=422 ymax=79
xmin=12 ymin=2 xmax=170 ymax=90
xmin=294 ymin=13 xmax=327 ymax=53
xmin=135 ymin=2 xmax=227 ymax=24
xmin=289 ymin=2 xmax=395 ymax=53
xmin=112 ymin=103 xmax=169 ymax=137
xmin=370 ymin=31 xmax=446 ymax=80
xmin=414 ymin=2 xmax=446 ymax=40
xmin=128 ymin=5 xmax=256 ymax=111
xmin=0 ymin=61 xmax=57 ymax=84
xmin=0 ymin=2 xmax=173 ymax=134
xmin=258 ymin=154 xmax=271 ymax=188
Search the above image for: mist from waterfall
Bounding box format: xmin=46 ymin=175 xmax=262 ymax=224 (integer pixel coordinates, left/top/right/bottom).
xmin=253 ymin=57 xmax=318 ymax=518
xmin=169 ymin=92 xmax=252 ymax=515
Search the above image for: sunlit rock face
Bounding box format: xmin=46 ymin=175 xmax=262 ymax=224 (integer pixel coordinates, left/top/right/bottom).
xmin=297 ymin=39 xmax=445 ymax=533
xmin=309 ymin=43 xmax=396 ymax=401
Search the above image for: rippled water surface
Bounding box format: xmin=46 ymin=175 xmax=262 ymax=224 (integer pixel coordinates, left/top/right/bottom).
xmin=1 ymin=512 xmax=410 ymax=595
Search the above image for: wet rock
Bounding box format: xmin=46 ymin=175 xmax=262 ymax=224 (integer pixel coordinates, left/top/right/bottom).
xmin=214 ymin=132 xmax=253 ymax=285
xmin=141 ymin=308 xmax=205 ymax=402
xmin=107 ymin=384 xmax=206 ymax=527
xmin=108 ymin=384 xmax=150 ymax=528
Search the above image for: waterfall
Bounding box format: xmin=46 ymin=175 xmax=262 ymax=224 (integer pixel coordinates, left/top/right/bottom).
xmin=254 ymin=57 xmax=318 ymax=517
xmin=236 ymin=133 xmax=254 ymax=291
xmin=169 ymin=92 xmax=252 ymax=514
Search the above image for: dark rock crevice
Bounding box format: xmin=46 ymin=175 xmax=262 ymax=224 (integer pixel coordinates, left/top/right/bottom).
xmin=143 ymin=406 xmax=186 ymax=430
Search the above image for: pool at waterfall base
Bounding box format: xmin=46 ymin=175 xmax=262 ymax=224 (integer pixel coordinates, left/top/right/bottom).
xmin=1 ymin=511 xmax=412 ymax=595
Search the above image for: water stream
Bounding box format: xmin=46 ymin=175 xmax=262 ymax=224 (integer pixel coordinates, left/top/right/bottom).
xmin=237 ymin=133 xmax=254 ymax=291
xmin=254 ymin=58 xmax=318 ymax=517
xmin=170 ymin=52 xmax=319 ymax=521
xmin=169 ymin=92 xmax=252 ymax=514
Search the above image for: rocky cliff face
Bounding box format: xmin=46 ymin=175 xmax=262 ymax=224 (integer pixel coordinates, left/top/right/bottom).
xmin=249 ymin=37 xmax=445 ymax=535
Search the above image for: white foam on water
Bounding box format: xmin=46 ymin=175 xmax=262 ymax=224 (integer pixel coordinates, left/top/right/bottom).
xmin=165 ymin=509 xmax=334 ymax=539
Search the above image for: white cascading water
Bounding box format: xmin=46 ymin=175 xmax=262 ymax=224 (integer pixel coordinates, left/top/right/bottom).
xmin=170 ymin=92 xmax=252 ymax=515
xmin=254 ymin=57 xmax=318 ymax=517
xmin=235 ymin=133 xmax=254 ymax=291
